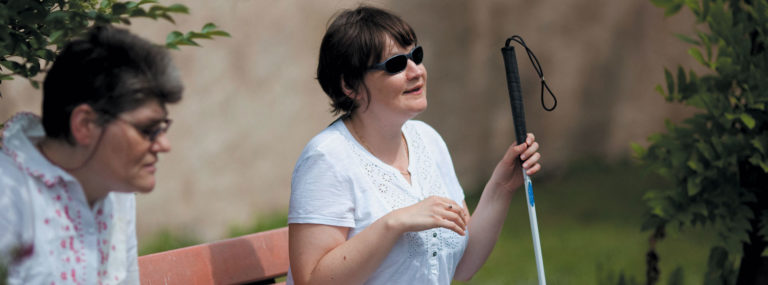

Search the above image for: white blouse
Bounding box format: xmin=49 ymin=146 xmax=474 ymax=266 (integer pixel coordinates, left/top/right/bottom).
xmin=287 ymin=119 xmax=468 ymax=285
xmin=0 ymin=113 xmax=139 ymax=285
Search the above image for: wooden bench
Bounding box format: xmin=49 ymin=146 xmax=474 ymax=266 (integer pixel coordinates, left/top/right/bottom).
xmin=138 ymin=227 xmax=289 ymax=285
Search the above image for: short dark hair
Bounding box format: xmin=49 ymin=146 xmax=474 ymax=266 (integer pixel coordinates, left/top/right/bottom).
xmin=42 ymin=25 xmax=183 ymax=143
xmin=317 ymin=6 xmax=417 ymax=116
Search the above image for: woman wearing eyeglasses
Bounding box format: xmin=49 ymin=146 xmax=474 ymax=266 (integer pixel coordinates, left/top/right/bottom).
xmin=0 ymin=26 xmax=182 ymax=284
xmin=288 ymin=5 xmax=541 ymax=285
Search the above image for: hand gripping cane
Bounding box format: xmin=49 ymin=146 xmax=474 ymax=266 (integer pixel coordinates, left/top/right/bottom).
xmin=501 ymin=35 xmax=557 ymax=285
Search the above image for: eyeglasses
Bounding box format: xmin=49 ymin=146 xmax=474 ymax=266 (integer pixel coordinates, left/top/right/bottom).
xmin=369 ymin=45 xmax=423 ymax=74
xmin=116 ymin=117 xmax=172 ymax=143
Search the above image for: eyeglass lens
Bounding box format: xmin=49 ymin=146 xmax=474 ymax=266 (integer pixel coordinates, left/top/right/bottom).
xmin=142 ymin=119 xmax=172 ymax=142
xmin=374 ymin=46 xmax=424 ymax=74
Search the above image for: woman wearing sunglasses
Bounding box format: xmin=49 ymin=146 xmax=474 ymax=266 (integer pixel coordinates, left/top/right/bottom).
xmin=0 ymin=26 xmax=182 ymax=284
xmin=288 ymin=5 xmax=541 ymax=285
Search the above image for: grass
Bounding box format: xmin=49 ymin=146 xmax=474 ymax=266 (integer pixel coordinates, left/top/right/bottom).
xmin=457 ymin=159 xmax=721 ymax=285
xmin=139 ymin=159 xmax=725 ymax=284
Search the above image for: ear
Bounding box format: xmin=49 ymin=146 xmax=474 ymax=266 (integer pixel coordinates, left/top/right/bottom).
xmin=69 ymin=104 xmax=101 ymax=146
xmin=340 ymin=76 xmax=358 ymax=99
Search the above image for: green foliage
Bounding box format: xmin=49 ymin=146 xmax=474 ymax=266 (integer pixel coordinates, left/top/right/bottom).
xmin=138 ymin=213 xmax=288 ymax=256
xmin=636 ymin=0 xmax=768 ymax=253
xmin=227 ymin=212 xmax=287 ymax=238
xmin=0 ymin=0 xmax=229 ymax=94
xmin=703 ymin=246 xmax=737 ymax=285
xmin=138 ymin=228 xmax=201 ymax=256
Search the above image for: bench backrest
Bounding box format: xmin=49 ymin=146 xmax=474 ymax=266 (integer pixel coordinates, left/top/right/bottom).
xmin=139 ymin=227 xmax=289 ymax=285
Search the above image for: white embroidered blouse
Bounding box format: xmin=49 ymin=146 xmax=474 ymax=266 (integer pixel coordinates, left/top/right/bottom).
xmin=287 ymin=119 xmax=468 ymax=285
xmin=0 ymin=113 xmax=139 ymax=285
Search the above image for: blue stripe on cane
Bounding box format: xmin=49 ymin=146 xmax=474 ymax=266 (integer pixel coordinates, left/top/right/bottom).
xmin=527 ymin=181 xmax=534 ymax=207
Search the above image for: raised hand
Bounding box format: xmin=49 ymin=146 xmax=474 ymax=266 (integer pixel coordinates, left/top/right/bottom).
xmin=489 ymin=133 xmax=541 ymax=194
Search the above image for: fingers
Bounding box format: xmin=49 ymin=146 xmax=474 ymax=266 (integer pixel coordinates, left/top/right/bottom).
xmin=424 ymin=196 xmax=468 ymax=235
xmin=437 ymin=218 xmax=467 ymax=236
xmin=520 ymin=141 xmax=539 ymax=160
xmin=503 ymin=142 xmax=528 ymax=162
xmin=439 ymin=209 xmax=466 ymax=235
xmin=525 ymin=133 xmax=535 ymax=146
xmin=526 ymin=161 xmax=541 ymax=175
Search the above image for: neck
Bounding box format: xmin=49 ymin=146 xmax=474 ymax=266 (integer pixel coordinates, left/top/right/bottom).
xmin=38 ymin=138 xmax=108 ymax=207
xmin=345 ymin=113 xmax=409 ymax=168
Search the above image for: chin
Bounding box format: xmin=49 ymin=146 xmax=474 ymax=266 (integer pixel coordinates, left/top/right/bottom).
xmin=130 ymin=177 xmax=156 ymax=194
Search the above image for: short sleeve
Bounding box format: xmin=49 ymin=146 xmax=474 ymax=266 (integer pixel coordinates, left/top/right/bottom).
xmin=288 ymin=150 xmax=355 ymax=228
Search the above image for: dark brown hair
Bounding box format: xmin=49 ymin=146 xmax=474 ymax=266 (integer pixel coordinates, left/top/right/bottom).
xmin=316 ymin=6 xmax=417 ymax=116
xmin=42 ymin=25 xmax=183 ymax=143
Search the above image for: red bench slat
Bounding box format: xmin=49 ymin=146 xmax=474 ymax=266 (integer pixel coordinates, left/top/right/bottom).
xmin=139 ymin=227 xmax=289 ymax=285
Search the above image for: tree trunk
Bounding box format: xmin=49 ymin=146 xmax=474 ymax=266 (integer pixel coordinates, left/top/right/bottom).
xmin=735 ymin=161 xmax=768 ymax=285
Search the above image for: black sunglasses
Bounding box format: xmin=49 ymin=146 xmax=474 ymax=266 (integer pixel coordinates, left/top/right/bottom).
xmin=369 ymin=46 xmax=424 ymax=74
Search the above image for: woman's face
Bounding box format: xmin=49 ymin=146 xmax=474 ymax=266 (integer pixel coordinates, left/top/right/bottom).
xmin=92 ymin=100 xmax=171 ymax=193
xmin=356 ymin=38 xmax=428 ymax=121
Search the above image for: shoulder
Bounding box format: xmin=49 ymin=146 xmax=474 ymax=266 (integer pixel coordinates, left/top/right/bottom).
xmin=0 ymin=150 xmax=31 ymax=192
xmin=405 ymin=120 xmax=448 ymax=148
xmin=406 ymin=120 xmax=442 ymax=139
xmin=295 ymin=119 xmax=351 ymax=169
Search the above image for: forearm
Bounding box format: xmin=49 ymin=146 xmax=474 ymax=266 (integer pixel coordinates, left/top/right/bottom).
xmin=454 ymin=183 xmax=514 ymax=281
xmin=292 ymin=218 xmax=402 ymax=285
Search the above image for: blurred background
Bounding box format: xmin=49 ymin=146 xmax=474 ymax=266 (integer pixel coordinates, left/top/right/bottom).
xmin=0 ymin=0 xmax=716 ymax=283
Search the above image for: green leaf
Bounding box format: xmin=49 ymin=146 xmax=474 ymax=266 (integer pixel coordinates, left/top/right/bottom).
xmin=751 ymin=136 xmax=768 ymax=154
xmin=201 ymin=23 xmax=218 ymax=33
xmin=675 ymin=33 xmax=700 ymax=45
xmin=48 ymin=30 xmax=65 ymax=44
xmin=0 ymin=60 xmax=22 ymax=73
xmin=696 ymin=141 xmax=716 ymax=161
xmin=687 ymin=177 xmax=702 ymax=196
xmin=631 ymin=142 xmax=647 ymax=157
xmin=740 ymin=113 xmax=756 ymax=129
xmin=158 ymin=13 xmax=175 ymax=24
xmin=112 ymin=3 xmax=128 ymax=15
xmin=165 ymin=31 xmax=184 ymax=45
xmin=688 ymin=47 xmax=707 ymax=67
xmin=748 ymin=154 xmax=768 ymax=173
xmin=186 ymin=31 xmax=212 ymax=40
xmin=166 ymin=4 xmax=188 ymax=14
xmin=676 ymin=66 xmax=686 ymax=96
xmin=687 ymin=155 xmax=703 ymax=172
xmin=664 ymin=68 xmax=674 ymax=99
xmin=206 ymin=30 xmax=231 ymax=37
xmin=665 ymin=3 xmax=683 ymax=16
xmin=683 ymin=0 xmax=699 ymax=12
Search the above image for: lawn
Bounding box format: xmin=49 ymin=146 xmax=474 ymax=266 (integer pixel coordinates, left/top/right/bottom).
xmin=458 ymin=159 xmax=720 ymax=285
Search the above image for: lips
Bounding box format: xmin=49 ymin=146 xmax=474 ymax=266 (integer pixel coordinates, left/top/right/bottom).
xmin=143 ymin=164 xmax=156 ymax=175
xmin=143 ymin=160 xmax=157 ymax=173
xmin=404 ymin=84 xmax=423 ymax=94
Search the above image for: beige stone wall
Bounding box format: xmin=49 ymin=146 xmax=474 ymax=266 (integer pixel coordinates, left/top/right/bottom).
xmin=0 ymin=0 xmax=703 ymax=241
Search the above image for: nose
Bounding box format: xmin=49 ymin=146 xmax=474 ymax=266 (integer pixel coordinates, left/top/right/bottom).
xmin=150 ymin=133 xmax=172 ymax=153
xmin=405 ymin=59 xmax=425 ymax=80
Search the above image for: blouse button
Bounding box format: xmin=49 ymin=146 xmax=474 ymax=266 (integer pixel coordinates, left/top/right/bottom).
xmin=432 ymin=232 xmax=437 ymax=238
xmin=432 ymin=251 xmax=437 ymax=257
